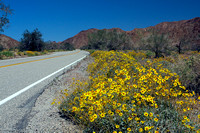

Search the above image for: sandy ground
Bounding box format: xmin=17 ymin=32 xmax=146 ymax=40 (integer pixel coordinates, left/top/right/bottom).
xmin=25 ymin=57 xmax=92 ymax=133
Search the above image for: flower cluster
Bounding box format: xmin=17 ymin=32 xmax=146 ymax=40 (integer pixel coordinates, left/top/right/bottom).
xmin=58 ymin=51 xmax=200 ymax=133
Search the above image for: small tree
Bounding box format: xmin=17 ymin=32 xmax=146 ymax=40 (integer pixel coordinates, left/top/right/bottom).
xmin=0 ymin=0 xmax=12 ymax=32
xmin=175 ymin=38 xmax=186 ymax=54
xmin=0 ymin=44 xmax=3 ymax=51
xmin=20 ymin=29 xmax=44 ymax=51
xmin=31 ymin=29 xmax=44 ymax=51
xmin=19 ymin=30 xmax=31 ymax=51
xmin=145 ymin=30 xmax=169 ymax=58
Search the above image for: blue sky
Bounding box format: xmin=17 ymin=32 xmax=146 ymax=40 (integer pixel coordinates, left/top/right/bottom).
xmin=2 ymin=0 xmax=200 ymax=42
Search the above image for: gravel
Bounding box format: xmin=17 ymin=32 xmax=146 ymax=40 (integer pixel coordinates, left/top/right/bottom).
xmin=25 ymin=57 xmax=92 ymax=133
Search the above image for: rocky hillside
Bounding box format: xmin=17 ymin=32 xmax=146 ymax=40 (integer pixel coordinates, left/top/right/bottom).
xmin=62 ymin=28 xmax=98 ymax=49
xmin=0 ymin=34 xmax=19 ymax=49
xmin=128 ymin=17 xmax=200 ymax=48
xmin=62 ymin=17 xmax=200 ymax=49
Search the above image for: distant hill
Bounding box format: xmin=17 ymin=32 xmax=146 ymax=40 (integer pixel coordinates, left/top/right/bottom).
xmin=0 ymin=34 xmax=19 ymax=49
xmin=61 ymin=17 xmax=200 ymax=50
xmin=62 ymin=28 xmax=98 ymax=49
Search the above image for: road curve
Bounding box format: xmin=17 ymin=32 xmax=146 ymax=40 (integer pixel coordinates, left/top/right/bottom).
xmin=0 ymin=50 xmax=89 ymax=132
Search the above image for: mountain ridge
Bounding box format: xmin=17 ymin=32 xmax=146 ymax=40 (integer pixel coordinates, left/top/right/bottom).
xmin=62 ymin=17 xmax=200 ymax=49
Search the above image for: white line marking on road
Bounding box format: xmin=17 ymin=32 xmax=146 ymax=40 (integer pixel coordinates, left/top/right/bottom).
xmin=0 ymin=55 xmax=87 ymax=106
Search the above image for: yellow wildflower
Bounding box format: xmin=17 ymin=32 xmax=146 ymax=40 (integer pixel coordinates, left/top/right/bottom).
xmin=115 ymin=125 xmax=120 ymax=128
xmin=127 ymin=128 xmax=131 ymax=132
xmin=145 ymin=126 xmax=149 ymax=131
xmin=139 ymin=128 xmax=143 ymax=132
xmin=144 ymin=112 xmax=148 ymax=117
xmin=149 ymin=112 xmax=153 ymax=117
xmin=154 ymin=118 xmax=158 ymax=122
xmin=100 ymin=113 xmax=106 ymax=118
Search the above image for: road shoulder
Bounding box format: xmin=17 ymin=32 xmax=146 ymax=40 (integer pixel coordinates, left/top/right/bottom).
xmin=25 ymin=57 xmax=91 ymax=133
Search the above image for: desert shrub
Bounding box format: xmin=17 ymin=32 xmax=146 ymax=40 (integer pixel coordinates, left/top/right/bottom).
xmin=56 ymin=51 xmax=199 ymax=133
xmin=1 ymin=50 xmax=14 ymax=57
xmin=43 ymin=41 xmax=60 ymax=50
xmin=17 ymin=51 xmax=24 ymax=56
xmin=168 ymin=54 xmax=200 ymax=94
xmin=34 ymin=51 xmax=41 ymax=56
xmin=26 ymin=51 xmax=35 ymax=56
xmin=14 ymin=49 xmax=19 ymax=52
xmin=145 ymin=50 xmax=155 ymax=58
xmin=0 ymin=50 xmax=46 ymax=60
xmin=42 ymin=50 xmax=48 ymax=55
xmin=0 ymin=50 xmax=14 ymax=59
xmin=127 ymin=50 xmax=146 ymax=61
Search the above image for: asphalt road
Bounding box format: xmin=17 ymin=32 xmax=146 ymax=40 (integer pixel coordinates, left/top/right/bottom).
xmin=0 ymin=50 xmax=89 ymax=132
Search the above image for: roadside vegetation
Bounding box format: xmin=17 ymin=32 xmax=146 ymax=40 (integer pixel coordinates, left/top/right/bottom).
xmin=0 ymin=28 xmax=75 ymax=60
xmin=0 ymin=49 xmax=49 ymax=59
xmin=53 ymin=50 xmax=200 ymax=133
